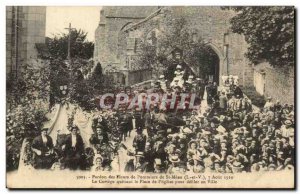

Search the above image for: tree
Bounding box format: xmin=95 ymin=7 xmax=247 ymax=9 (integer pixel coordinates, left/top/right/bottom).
xmin=93 ymin=63 xmax=103 ymax=80
xmin=44 ymin=29 xmax=96 ymax=109
xmin=135 ymin=15 xmax=213 ymax=80
xmin=90 ymin=62 xmax=103 ymax=90
xmin=45 ymin=29 xmax=115 ymax=111
xmin=228 ymin=7 xmax=294 ymax=67
xmin=46 ymin=29 xmax=94 ymax=60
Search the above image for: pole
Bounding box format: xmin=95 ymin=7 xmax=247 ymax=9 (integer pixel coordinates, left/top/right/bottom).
xmin=64 ymin=23 xmax=75 ymax=60
xmin=67 ymin=23 xmax=71 ymax=60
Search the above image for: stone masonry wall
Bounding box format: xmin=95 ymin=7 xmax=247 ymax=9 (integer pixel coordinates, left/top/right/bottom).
xmin=94 ymin=6 xmax=159 ymax=70
xmin=120 ymin=7 xmax=254 ymax=86
xmin=6 ymin=6 xmax=46 ymax=76
xmin=254 ymin=62 xmax=294 ymax=105
xmin=94 ymin=6 xmax=254 ymax=87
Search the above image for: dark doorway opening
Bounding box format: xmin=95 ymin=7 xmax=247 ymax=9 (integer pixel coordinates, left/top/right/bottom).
xmin=197 ymin=46 xmax=220 ymax=85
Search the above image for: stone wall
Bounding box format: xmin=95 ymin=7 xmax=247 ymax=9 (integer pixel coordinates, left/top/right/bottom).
xmin=6 ymin=6 xmax=46 ymax=76
xmin=106 ymin=71 xmax=126 ymax=85
xmin=94 ymin=6 xmax=254 ymax=87
xmin=128 ymin=69 xmax=152 ymax=86
xmin=107 ymin=68 xmax=152 ymax=87
xmin=253 ymin=62 xmax=294 ymax=105
xmin=93 ymin=6 xmax=159 ymax=71
xmin=121 ymin=69 xmax=153 ymax=86
xmin=175 ymin=7 xmax=253 ymax=87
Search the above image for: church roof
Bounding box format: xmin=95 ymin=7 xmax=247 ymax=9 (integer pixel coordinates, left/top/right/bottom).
xmin=103 ymin=6 xmax=159 ymax=18
xmin=123 ymin=7 xmax=163 ymax=32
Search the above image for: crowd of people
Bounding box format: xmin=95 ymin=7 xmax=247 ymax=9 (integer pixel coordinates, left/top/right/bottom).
xmin=89 ymin=65 xmax=295 ymax=173
xmin=28 ymin=64 xmax=294 ymax=174
xmin=120 ymin=98 xmax=295 ymax=173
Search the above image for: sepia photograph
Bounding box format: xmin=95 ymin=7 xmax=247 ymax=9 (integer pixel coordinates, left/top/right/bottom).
xmin=5 ymin=5 xmax=295 ymax=189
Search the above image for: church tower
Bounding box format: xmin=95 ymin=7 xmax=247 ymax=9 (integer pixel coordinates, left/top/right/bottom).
xmin=93 ymin=6 xmax=159 ymax=71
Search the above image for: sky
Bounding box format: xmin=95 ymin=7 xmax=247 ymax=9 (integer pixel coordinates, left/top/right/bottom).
xmin=46 ymin=6 xmax=102 ymax=42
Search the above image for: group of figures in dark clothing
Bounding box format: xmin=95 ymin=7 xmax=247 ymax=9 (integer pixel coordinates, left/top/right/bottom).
xmin=30 ymin=126 xmax=89 ymax=170
xmin=28 ymin=65 xmax=294 ymax=173
xmin=117 ymin=87 xmax=294 ymax=173
xmin=89 ymin=72 xmax=294 ymax=173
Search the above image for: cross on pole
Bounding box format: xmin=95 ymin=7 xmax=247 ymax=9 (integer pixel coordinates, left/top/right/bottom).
xmin=64 ymin=23 xmax=76 ymax=60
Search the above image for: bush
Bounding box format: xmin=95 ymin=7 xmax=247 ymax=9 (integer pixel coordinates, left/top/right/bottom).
xmin=6 ymin=61 xmax=50 ymax=171
xmin=241 ymin=86 xmax=266 ymax=108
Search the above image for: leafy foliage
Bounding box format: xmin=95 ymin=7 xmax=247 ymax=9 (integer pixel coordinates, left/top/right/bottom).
xmin=48 ymin=58 xmax=91 ymax=111
xmin=90 ymin=62 xmax=103 ymax=90
xmin=46 ymin=29 xmax=94 ymax=60
xmin=48 ymin=58 xmax=116 ymax=111
xmin=228 ymin=7 xmax=294 ymax=67
xmin=45 ymin=28 xmax=104 ymax=111
xmin=6 ymin=61 xmax=50 ymax=170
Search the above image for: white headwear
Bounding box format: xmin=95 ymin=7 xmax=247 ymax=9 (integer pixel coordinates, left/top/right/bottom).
xmin=176 ymin=65 xmax=182 ymax=69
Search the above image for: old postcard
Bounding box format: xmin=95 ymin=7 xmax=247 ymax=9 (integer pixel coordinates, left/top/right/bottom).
xmin=6 ymin=6 xmax=295 ymax=189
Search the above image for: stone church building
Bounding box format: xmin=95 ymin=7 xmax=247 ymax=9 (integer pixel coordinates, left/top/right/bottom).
xmin=93 ymin=6 xmax=294 ymax=104
xmin=94 ymin=6 xmax=253 ymax=86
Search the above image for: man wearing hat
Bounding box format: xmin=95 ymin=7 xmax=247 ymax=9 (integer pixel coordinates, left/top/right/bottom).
xmin=143 ymin=142 xmax=155 ymax=172
xmin=232 ymin=161 xmax=245 ymax=173
xmin=184 ymin=75 xmax=195 ymax=92
xmin=187 ymin=140 xmax=200 ymax=161
xmin=214 ymin=159 xmax=226 ymax=173
xmin=232 ymin=84 xmax=243 ymax=99
xmin=189 ymin=154 xmax=205 ymax=173
xmin=164 ymin=59 xmax=180 ymax=81
xmin=167 ymin=143 xmax=177 ymax=156
xmin=264 ymin=97 xmax=274 ymax=111
xmin=281 ymin=120 xmax=294 ymax=139
xmin=153 ymin=81 xmax=163 ymax=93
xmin=63 ymin=125 xmax=85 ymax=170
xmin=154 ymin=158 xmax=164 ymax=173
xmin=198 ymin=115 xmax=209 ymax=128
xmin=211 ymin=82 xmax=218 ymax=99
xmin=133 ymin=127 xmax=147 ymax=153
xmin=144 ymin=108 xmax=156 ymax=137
xmin=167 ymin=155 xmax=186 ymax=174
xmin=218 ymin=91 xmax=228 ymax=114
xmin=132 ymin=108 xmax=144 ymax=133
xmin=224 ymin=155 xmax=234 ymax=173
xmin=195 ymin=78 xmax=206 ymax=100
xmin=205 ymin=81 xmax=214 ymax=106
xmin=119 ymin=113 xmax=132 ymax=141
xmin=152 ymin=141 xmax=167 ymax=170
xmin=177 ymin=138 xmax=187 ymax=162
xmin=135 ymin=151 xmax=148 ymax=172
xmin=31 ymin=128 xmax=55 ymax=169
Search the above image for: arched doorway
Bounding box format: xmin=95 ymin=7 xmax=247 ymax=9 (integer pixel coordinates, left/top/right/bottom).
xmin=196 ymin=45 xmax=220 ymax=85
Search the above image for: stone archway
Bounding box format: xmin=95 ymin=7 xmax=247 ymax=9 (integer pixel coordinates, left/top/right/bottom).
xmin=194 ymin=43 xmax=225 ymax=85
xmin=191 ymin=43 xmax=224 ymax=85
xmin=207 ymin=43 xmax=226 ymax=85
